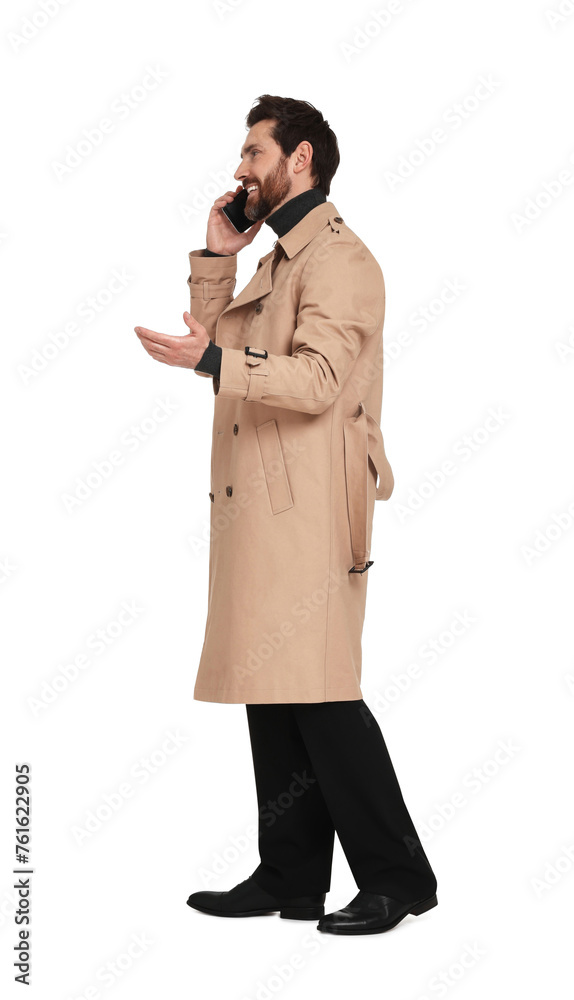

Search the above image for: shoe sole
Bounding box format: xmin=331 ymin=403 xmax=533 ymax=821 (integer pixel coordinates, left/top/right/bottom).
xmin=187 ymin=900 xmax=324 ymax=920
xmin=316 ymin=892 xmax=438 ymax=935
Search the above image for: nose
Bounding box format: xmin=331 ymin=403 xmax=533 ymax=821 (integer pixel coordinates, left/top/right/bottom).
xmin=234 ymin=162 xmax=247 ymax=182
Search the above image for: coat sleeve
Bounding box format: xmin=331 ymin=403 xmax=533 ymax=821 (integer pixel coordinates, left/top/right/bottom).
xmin=187 ymin=249 xmax=237 ymax=382
xmin=214 ymin=239 xmax=385 ymax=414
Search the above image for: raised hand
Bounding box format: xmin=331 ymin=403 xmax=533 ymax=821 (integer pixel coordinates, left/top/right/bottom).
xmin=134 ymin=311 xmax=210 ymax=369
xmin=206 ymin=184 xmax=265 ymax=255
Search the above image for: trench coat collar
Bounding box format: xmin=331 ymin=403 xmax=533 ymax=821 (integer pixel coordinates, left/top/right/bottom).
xmin=264 ymin=186 xmax=327 ymax=238
xmin=220 ymin=202 xmax=343 ymax=315
xmin=276 ymin=200 xmax=342 ymax=260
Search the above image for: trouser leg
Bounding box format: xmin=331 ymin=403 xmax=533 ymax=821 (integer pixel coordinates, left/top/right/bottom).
xmin=292 ymin=698 xmax=438 ymax=902
xmin=245 ymin=703 xmax=335 ymax=898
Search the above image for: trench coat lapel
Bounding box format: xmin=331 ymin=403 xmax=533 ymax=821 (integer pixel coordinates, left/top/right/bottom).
xmin=221 ymin=201 xmax=339 ymax=316
xmin=220 ymin=249 xmax=275 ymax=314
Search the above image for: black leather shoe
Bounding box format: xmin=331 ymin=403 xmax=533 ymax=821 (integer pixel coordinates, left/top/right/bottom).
xmin=317 ymin=890 xmax=438 ymax=935
xmin=186 ymin=876 xmax=326 ymax=920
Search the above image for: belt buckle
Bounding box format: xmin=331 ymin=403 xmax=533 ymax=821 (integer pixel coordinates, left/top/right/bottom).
xmin=245 ymin=346 xmax=268 ymax=359
xmin=349 ymin=560 xmax=374 ymax=574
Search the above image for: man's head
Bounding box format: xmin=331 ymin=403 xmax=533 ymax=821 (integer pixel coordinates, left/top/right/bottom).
xmin=234 ymin=94 xmax=340 ymax=222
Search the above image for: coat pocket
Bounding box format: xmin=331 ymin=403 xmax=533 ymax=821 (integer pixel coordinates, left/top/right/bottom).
xmin=255 ymin=419 xmax=294 ymax=514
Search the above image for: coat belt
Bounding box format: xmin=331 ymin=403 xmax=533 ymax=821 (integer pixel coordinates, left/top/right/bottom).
xmin=343 ymin=401 xmax=394 ymax=573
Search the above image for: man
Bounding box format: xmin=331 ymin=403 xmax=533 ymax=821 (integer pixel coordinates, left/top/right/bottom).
xmin=135 ymin=94 xmax=438 ymax=935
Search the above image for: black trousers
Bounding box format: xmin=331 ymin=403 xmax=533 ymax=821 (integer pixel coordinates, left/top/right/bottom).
xmin=245 ymin=699 xmax=437 ymax=904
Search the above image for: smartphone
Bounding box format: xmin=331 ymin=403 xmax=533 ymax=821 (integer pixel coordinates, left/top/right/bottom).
xmin=221 ymin=187 xmax=256 ymax=233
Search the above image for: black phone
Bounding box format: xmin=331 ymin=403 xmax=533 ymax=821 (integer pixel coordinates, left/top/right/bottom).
xmin=221 ymin=188 xmax=256 ymax=233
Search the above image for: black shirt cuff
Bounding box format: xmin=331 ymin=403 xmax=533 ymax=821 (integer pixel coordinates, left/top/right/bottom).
xmin=203 ymin=248 xmax=231 ymax=257
xmin=195 ymin=339 xmax=222 ymax=378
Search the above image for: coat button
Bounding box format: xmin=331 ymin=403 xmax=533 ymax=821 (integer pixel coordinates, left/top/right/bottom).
xmin=226 ymin=485 xmax=233 ymax=497
xmin=334 ymin=216 xmax=343 ymax=223
xmin=209 ymin=492 xmax=214 ymax=502
xmin=254 ymin=301 xmax=263 ymax=313
xmin=233 ymin=423 xmax=238 ymax=435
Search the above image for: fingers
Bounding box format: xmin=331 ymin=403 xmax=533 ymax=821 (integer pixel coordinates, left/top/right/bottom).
xmin=212 ymin=186 xmax=243 ymax=209
xmin=183 ymin=311 xmax=199 ymax=330
xmin=138 ymin=338 xmax=170 ymax=361
xmin=140 ymin=339 xmax=170 ymax=358
xmin=134 ymin=326 xmax=173 ymax=348
xmin=135 ymin=334 xmax=173 ymax=365
xmin=134 ymin=326 xmax=171 ymax=363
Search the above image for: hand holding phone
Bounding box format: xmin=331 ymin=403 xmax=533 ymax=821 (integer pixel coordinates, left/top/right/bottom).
xmin=222 ymin=187 xmax=254 ymax=233
xmin=206 ymin=185 xmax=265 ymax=256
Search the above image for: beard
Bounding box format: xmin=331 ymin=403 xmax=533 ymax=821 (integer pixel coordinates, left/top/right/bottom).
xmin=244 ymin=155 xmax=292 ymax=222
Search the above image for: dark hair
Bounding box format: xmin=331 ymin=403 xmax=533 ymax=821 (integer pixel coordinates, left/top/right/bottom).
xmin=245 ymin=94 xmax=340 ymax=196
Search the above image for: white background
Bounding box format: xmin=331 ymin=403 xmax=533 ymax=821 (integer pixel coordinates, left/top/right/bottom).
xmin=2 ymin=0 xmax=573 ymax=996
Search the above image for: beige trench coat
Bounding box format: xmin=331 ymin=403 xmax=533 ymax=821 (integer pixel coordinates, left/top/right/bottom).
xmin=188 ymin=200 xmax=394 ymax=704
